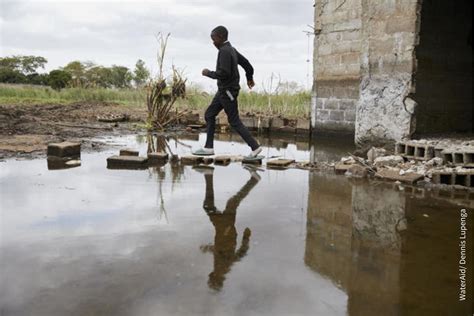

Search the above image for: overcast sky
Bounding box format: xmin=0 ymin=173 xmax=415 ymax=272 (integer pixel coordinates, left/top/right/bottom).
xmin=0 ymin=0 xmax=314 ymax=91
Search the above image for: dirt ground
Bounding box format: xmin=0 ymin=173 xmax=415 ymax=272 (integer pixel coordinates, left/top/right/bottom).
xmin=0 ymin=102 xmax=148 ymax=159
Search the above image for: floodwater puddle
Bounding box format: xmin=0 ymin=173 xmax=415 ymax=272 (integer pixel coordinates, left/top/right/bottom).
xmin=0 ymin=133 xmax=472 ymax=315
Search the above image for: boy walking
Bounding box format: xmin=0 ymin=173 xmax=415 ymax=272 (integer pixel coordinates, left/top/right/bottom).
xmin=193 ymin=26 xmax=262 ymax=158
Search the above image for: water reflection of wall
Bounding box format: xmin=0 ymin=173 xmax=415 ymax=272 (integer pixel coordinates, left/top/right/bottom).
xmin=306 ymin=173 xmax=473 ymax=315
xmin=305 ymin=173 xmax=353 ymax=290
xmin=305 ymin=174 xmax=404 ymax=315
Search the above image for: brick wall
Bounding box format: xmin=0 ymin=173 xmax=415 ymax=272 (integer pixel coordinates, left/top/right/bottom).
xmin=312 ymin=0 xmax=363 ymax=134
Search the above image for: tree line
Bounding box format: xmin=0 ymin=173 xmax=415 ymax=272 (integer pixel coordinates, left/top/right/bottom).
xmin=0 ymin=55 xmax=150 ymax=90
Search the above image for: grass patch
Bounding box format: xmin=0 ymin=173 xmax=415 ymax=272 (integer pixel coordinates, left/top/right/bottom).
xmin=0 ymin=84 xmax=311 ymax=118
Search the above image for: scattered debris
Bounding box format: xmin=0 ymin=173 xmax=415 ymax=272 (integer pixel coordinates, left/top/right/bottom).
xmin=345 ymin=164 xmax=368 ymax=178
xmin=373 ymin=155 xmax=404 ymax=168
xmin=376 ymin=168 xmax=424 ymax=184
xmin=97 ymin=114 xmax=129 ymax=123
xmin=367 ymin=147 xmax=387 ymax=163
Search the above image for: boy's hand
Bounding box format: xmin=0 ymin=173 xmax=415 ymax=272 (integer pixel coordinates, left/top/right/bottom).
xmin=202 ymin=69 xmax=211 ymax=76
xmin=247 ymin=80 xmax=255 ymax=89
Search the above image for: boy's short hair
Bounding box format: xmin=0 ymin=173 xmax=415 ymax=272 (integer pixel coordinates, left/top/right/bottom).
xmin=212 ymin=26 xmax=228 ymax=40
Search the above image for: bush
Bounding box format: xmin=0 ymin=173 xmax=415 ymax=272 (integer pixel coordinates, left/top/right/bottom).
xmin=48 ymin=70 xmax=72 ymax=91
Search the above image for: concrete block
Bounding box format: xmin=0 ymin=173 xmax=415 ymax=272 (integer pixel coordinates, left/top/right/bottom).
xmin=148 ymin=152 xmax=169 ymax=165
xmin=241 ymin=116 xmax=256 ymax=130
xmin=464 ymin=152 xmax=474 ymax=167
xmin=107 ymin=156 xmax=148 ymax=170
xmin=267 ymin=159 xmax=295 ymax=169
xmin=180 ymin=112 xmax=200 ymax=125
xmin=256 ymin=116 xmax=271 ymax=131
xmin=214 ymin=156 xmax=232 ymax=165
xmin=395 ymin=142 xmax=406 ymax=155
xmin=344 ymin=110 xmax=356 ymax=122
xmin=414 ymin=145 xmax=435 ymax=161
xmin=203 ymin=157 xmax=215 ymax=164
xmin=120 ymin=149 xmax=139 ymax=157
xmin=47 ymin=141 xmax=81 ymax=158
xmin=271 ymin=117 xmax=285 ymax=129
xmin=296 ymin=118 xmax=311 ymax=135
xmin=324 ymin=99 xmax=339 ymax=110
xmin=181 ymin=155 xmax=204 ymax=165
xmin=329 ymin=110 xmax=344 ymax=121
xmin=435 ymin=169 xmax=474 ymax=187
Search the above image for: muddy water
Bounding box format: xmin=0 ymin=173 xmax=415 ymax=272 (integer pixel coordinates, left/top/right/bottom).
xmin=0 ymin=134 xmax=472 ymax=316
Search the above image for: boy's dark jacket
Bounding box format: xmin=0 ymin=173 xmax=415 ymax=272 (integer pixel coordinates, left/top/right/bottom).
xmin=206 ymin=42 xmax=254 ymax=92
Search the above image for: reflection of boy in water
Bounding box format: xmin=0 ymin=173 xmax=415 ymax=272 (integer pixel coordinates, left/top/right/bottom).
xmin=197 ymin=167 xmax=260 ymax=291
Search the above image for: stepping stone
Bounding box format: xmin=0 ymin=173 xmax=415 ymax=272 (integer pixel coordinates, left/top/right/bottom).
xmin=120 ymin=149 xmax=139 ymax=156
xmin=203 ymin=157 xmax=215 ymax=164
xmin=181 ymin=155 xmax=204 ymax=165
xmin=47 ymin=156 xmax=82 ymax=170
xmin=107 ymin=156 xmax=148 ymax=170
xmin=242 ymin=155 xmax=265 ymax=165
xmin=148 ymin=152 xmax=169 ymax=164
xmin=214 ymin=156 xmax=232 ymax=165
xmin=267 ymin=159 xmax=295 ymax=168
xmin=47 ymin=141 xmax=81 ymax=158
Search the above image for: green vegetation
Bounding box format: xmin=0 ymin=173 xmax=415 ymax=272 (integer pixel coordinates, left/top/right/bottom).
xmin=0 ymin=55 xmax=150 ymax=89
xmin=0 ymin=84 xmax=311 ymax=117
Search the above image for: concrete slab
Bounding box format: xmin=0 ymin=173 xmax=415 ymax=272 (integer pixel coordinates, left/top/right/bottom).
xmin=241 ymin=116 xmax=256 ymax=130
xmin=267 ymin=159 xmax=295 ymax=168
xmin=47 ymin=141 xmax=81 ymax=158
xmin=214 ymin=156 xmax=232 ymax=165
xmin=107 ymin=156 xmax=148 ymax=170
xmin=120 ymin=149 xmax=139 ymax=157
xmin=148 ymin=152 xmax=169 ymax=164
xmin=181 ymin=155 xmax=204 ymax=165
xmin=203 ymin=157 xmax=215 ymax=164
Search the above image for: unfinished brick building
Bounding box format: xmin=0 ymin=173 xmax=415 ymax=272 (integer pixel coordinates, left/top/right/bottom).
xmin=311 ymin=0 xmax=472 ymax=145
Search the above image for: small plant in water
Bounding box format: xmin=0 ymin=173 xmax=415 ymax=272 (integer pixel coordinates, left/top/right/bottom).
xmin=146 ymin=33 xmax=187 ymax=130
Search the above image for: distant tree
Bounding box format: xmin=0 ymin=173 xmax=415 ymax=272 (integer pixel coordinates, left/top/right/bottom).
xmin=85 ymin=65 xmax=113 ymax=88
xmin=49 ymin=70 xmax=72 ymax=91
xmin=0 ymin=68 xmax=26 ymax=84
xmin=110 ymin=65 xmax=132 ymax=88
xmin=26 ymin=73 xmax=49 ymax=85
xmin=0 ymin=55 xmax=47 ymax=75
xmin=0 ymin=55 xmax=48 ymax=84
xmin=63 ymin=61 xmax=87 ymax=87
xmin=133 ymin=59 xmax=150 ymax=88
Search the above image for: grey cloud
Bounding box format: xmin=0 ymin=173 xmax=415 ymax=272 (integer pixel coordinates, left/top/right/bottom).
xmin=1 ymin=0 xmax=314 ymax=90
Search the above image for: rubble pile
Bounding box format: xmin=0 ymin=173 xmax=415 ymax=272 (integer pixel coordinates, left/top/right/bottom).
xmin=337 ymin=138 xmax=474 ymax=190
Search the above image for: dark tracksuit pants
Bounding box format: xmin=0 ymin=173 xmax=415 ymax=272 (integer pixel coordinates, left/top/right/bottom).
xmin=204 ymin=90 xmax=259 ymax=151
